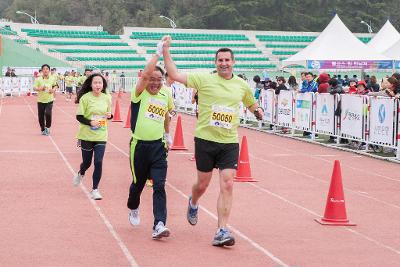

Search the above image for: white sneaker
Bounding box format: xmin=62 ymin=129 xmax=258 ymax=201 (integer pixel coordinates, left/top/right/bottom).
xmin=152 ymin=221 xmax=170 ymax=239
xmin=73 ymin=172 xmax=83 ymax=186
xmin=91 ymin=189 xmax=103 ymax=200
xmin=128 ymin=209 xmax=140 ymax=226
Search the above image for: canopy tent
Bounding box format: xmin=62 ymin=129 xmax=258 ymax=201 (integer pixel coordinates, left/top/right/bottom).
xmin=282 ymin=15 xmax=392 ymax=70
xmin=367 ymin=20 xmax=400 ymax=53
xmin=384 ymin=35 xmax=400 ymax=61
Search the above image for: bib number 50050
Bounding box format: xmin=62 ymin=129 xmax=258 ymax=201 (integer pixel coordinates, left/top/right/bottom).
xmin=212 ymin=112 xmax=232 ymax=123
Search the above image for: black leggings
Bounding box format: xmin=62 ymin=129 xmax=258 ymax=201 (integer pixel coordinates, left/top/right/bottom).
xmin=79 ymin=140 xmax=106 ymax=190
xmin=37 ymin=102 xmax=53 ymax=131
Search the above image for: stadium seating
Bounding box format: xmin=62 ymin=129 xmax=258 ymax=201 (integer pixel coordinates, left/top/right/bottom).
xmin=131 ymin=32 xmax=249 ymax=41
xmin=38 ymin=40 xmax=129 ymax=46
xmin=66 ymin=56 xmax=145 ymax=61
xmin=0 ymin=25 xmax=17 ymax=35
xmin=49 ymin=48 xmax=137 ymax=53
xmin=138 ymin=42 xmax=256 ymax=48
xmin=147 ymin=49 xmax=262 ymax=54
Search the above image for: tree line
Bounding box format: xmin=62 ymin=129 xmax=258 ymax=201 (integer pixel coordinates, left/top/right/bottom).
xmin=2 ymin=0 xmax=400 ymax=34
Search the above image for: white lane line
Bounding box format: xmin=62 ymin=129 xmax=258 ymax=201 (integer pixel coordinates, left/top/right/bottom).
xmin=254 ymin=139 xmax=400 ymax=183
xmin=247 ymin=182 xmax=400 ymax=256
xmin=25 ymin=99 xmax=139 ymax=267
xmin=250 ymin=153 xmax=400 ymax=210
xmin=108 ymin=142 xmax=289 ymax=267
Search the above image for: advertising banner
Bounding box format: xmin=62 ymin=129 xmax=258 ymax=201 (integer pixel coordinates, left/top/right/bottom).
xmin=315 ymin=93 xmax=335 ymax=134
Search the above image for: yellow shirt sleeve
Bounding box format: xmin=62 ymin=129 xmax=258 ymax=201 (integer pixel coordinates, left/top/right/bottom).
xmin=187 ymin=73 xmax=207 ymax=91
xmin=242 ymin=85 xmax=257 ymax=108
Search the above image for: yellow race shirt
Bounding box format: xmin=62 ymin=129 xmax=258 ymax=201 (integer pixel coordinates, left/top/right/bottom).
xmin=33 ymin=76 xmax=57 ymax=103
xmin=65 ymin=75 xmax=75 ymax=87
xmin=76 ymin=92 xmax=112 ymax=142
xmin=187 ymin=72 xmax=256 ymax=143
xmin=131 ymin=86 xmax=174 ymax=141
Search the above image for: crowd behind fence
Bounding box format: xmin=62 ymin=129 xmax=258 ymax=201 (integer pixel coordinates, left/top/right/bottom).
xmin=2 ymin=76 xmax=399 ymax=161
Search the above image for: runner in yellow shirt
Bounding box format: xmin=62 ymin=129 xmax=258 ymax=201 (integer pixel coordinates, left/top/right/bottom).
xmin=72 ymin=73 xmax=113 ymax=200
xmin=162 ymin=36 xmax=263 ymax=247
xmin=64 ymin=72 xmax=75 ymax=101
xmin=127 ymin=40 xmax=174 ymax=240
xmin=33 ymin=64 xmax=58 ymax=136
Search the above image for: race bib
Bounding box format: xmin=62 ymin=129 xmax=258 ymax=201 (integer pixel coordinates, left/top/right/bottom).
xmin=145 ymin=98 xmax=166 ymax=122
xmin=209 ymin=105 xmax=235 ymax=129
xmin=91 ymin=114 xmax=107 ymax=130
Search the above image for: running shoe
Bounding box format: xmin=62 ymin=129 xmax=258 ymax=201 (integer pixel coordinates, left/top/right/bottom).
xmin=128 ymin=209 xmax=140 ymax=226
xmin=212 ymin=228 xmax=235 ymax=247
xmin=91 ymin=189 xmax=103 ymax=200
xmin=44 ymin=127 xmax=50 ymax=135
xmin=72 ymin=172 xmax=83 ymax=186
xmin=187 ymin=196 xmax=198 ymax=225
xmin=41 ymin=130 xmax=46 ymax=135
xmin=152 ymin=221 xmax=170 ymax=239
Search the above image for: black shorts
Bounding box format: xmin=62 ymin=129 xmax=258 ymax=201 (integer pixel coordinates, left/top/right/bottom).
xmin=194 ymin=137 xmax=239 ymax=172
xmin=66 ymin=87 xmax=73 ymax=94
xmin=78 ymin=139 xmax=106 ymax=151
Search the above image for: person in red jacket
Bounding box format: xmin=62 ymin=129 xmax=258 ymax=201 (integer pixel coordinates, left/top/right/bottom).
xmin=348 ymin=78 xmax=357 ymax=94
xmin=356 ymin=80 xmax=370 ymax=95
xmin=317 ymin=73 xmax=330 ymax=93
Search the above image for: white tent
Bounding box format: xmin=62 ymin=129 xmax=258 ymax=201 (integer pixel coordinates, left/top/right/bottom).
xmin=367 ymin=20 xmax=400 ymax=53
xmin=282 ymin=15 xmax=391 ymax=69
xmin=384 ymin=35 xmax=400 ymax=60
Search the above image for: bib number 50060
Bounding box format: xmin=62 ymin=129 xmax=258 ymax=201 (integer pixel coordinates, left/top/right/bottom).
xmin=212 ymin=112 xmax=232 ymax=123
xmin=148 ymin=104 xmax=165 ymax=117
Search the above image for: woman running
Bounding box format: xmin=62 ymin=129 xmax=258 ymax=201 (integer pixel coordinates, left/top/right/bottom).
xmin=72 ymin=73 xmax=113 ymax=200
xmin=33 ymin=64 xmax=58 ymax=136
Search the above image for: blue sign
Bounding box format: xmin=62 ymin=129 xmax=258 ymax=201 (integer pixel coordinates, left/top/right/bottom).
xmin=322 ymin=104 xmax=328 ymax=115
xmin=378 ymin=104 xmax=385 ymax=124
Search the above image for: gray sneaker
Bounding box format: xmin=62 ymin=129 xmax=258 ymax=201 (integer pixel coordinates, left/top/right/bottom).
xmin=187 ymin=196 xmax=198 ymax=225
xmin=152 ymin=221 xmax=170 ymax=239
xmin=212 ymin=228 xmax=235 ymax=247
xmin=73 ymin=172 xmax=83 ymax=186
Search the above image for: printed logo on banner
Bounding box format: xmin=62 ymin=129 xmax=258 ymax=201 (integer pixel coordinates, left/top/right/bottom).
xmin=311 ymin=60 xmax=321 ymax=69
xmin=278 ymin=98 xmax=291 ymax=115
xmin=322 ymin=104 xmax=328 ymax=115
xmin=373 ymin=103 xmax=389 ymax=137
xmin=378 ymin=104 xmax=385 ymax=124
xmin=319 ymin=98 xmax=330 ymax=126
xmin=342 ymin=109 xmax=361 ymax=121
xmin=296 ymin=100 xmax=311 ymax=109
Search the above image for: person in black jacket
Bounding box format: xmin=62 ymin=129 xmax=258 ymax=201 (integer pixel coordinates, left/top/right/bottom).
xmin=275 ymin=76 xmax=287 ymax=95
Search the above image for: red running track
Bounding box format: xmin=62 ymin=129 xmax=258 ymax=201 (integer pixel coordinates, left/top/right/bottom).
xmin=0 ymin=94 xmax=399 ymax=266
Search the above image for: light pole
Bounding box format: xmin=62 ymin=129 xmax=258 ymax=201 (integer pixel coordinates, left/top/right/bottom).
xmin=16 ymin=10 xmax=39 ymax=24
xmin=360 ymin=20 xmax=372 ymax=34
xmin=159 ymin=15 xmax=177 ymax=29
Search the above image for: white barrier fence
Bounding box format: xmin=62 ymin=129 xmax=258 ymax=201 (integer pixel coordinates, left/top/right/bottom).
xmin=171 ymin=86 xmax=400 ymax=160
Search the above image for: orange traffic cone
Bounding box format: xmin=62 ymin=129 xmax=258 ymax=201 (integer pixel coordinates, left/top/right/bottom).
xmin=124 ymin=105 xmax=131 ymax=128
xmin=112 ymin=98 xmax=123 ymax=122
xmin=234 ymin=136 xmax=258 ymax=182
xmin=315 ymin=160 xmax=356 ymax=226
xmin=117 ymin=89 xmax=123 ymax=98
xmin=171 ymin=115 xmax=187 ymax=150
